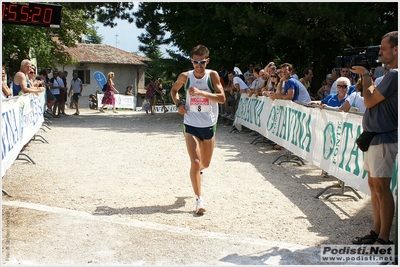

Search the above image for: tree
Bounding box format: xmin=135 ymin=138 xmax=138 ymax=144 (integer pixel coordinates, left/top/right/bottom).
xmin=133 ymin=2 xmax=397 ymax=93
xmin=2 ymin=2 xmax=137 ymax=74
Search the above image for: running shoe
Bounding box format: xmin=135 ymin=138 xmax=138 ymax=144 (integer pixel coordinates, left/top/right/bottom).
xmin=195 ymin=196 xmax=205 ymax=215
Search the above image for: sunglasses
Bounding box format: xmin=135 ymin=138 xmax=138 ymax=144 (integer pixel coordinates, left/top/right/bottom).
xmin=192 ymin=59 xmax=208 ymax=65
xmin=271 ymin=75 xmax=278 ymax=78
xmin=337 ymin=84 xmax=348 ymax=89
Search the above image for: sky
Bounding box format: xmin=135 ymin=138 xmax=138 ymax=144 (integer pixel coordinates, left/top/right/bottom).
xmin=94 ymin=15 xmax=174 ymax=57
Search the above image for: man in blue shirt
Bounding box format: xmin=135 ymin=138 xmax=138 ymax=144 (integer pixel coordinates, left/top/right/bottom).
xmin=269 ymin=63 xmax=299 ymax=102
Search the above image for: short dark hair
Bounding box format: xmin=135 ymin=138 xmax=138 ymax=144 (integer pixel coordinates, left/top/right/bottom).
xmin=382 ymin=31 xmax=398 ymax=48
xmin=253 ymin=67 xmax=261 ymax=74
xmin=303 ymin=68 xmax=312 ymax=76
xmin=39 ymin=69 xmax=47 ymax=76
xmin=278 ymin=63 xmax=292 ymax=71
xmin=190 ymin=44 xmax=209 ymax=58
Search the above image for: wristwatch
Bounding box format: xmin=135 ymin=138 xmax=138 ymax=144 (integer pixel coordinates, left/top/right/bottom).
xmin=176 ymin=101 xmax=184 ymax=108
xmin=363 ymin=72 xmax=373 ymax=77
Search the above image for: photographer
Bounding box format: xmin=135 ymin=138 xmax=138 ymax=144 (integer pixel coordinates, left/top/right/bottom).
xmin=350 ymin=31 xmax=398 ymax=246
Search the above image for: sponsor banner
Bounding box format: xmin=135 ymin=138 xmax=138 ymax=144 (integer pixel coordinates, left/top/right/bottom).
xmin=234 ymin=95 xmax=397 ymax=196
xmin=136 ymin=105 xmax=178 ymax=113
xmin=2 ymin=92 xmax=45 ymax=177
xmin=96 ymin=93 xmax=137 ymax=110
xmin=320 ymin=244 xmax=395 ymax=263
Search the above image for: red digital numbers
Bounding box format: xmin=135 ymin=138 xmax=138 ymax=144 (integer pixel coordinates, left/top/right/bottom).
xmin=20 ymin=5 xmax=29 ymax=22
xmin=43 ymin=8 xmax=52 ymax=24
xmin=31 ymin=7 xmax=41 ymax=23
xmin=2 ymin=2 xmax=61 ymax=27
xmin=8 ymin=3 xmax=17 ymax=20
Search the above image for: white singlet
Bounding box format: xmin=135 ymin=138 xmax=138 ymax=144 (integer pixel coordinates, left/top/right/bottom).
xmin=184 ymin=69 xmax=218 ymax=127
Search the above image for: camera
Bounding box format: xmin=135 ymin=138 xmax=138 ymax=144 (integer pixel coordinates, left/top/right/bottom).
xmin=335 ymin=46 xmax=382 ymax=69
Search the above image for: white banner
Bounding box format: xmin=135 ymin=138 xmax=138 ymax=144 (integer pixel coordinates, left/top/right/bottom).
xmin=234 ymin=95 xmax=397 ymax=196
xmin=2 ymin=92 xmax=46 ymax=177
xmin=96 ymin=93 xmax=137 ymax=110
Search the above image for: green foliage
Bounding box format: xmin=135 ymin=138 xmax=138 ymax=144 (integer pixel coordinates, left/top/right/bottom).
xmin=133 ymin=2 xmax=398 ymax=93
xmin=2 ymin=2 xmax=136 ymax=74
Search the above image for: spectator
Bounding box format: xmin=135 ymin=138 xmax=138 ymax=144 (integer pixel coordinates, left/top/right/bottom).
xmin=340 ymin=67 xmax=356 ymax=85
xmin=49 ymin=70 xmax=65 ymax=118
xmin=263 ymin=62 xmax=277 ymax=92
xmin=59 ymin=70 xmax=68 ymax=116
xmin=291 ymin=65 xmax=299 ymax=80
xmin=38 ymin=69 xmax=55 ymax=114
xmin=262 ymin=71 xmax=281 ymax=96
xmin=218 ymin=65 xmax=228 ymax=85
xmin=231 ymin=71 xmax=249 ymax=120
xmin=99 ymin=72 xmax=119 ymax=113
xmin=243 ymin=62 xmax=255 ymax=86
xmin=69 ymin=72 xmax=83 ymax=115
xmin=308 ymin=77 xmax=350 ymax=109
xmin=338 ymin=77 xmax=366 ymax=113
xmin=13 ymin=59 xmax=44 ymax=96
xmin=248 ymin=67 xmax=263 ymax=98
xmin=145 ymin=78 xmax=157 ymax=115
xmin=27 ymin=65 xmax=38 ymax=87
xmin=330 ymin=68 xmax=341 ymax=95
xmin=245 ymin=75 xmax=255 ymax=94
xmin=269 ymin=63 xmax=311 ymax=149
xmin=222 ymin=72 xmax=235 ymax=124
xmin=350 ymin=31 xmax=398 ymax=246
xmin=299 ymin=67 xmax=315 ymax=100
xmin=46 ymin=66 xmax=53 ymax=79
xmin=317 ymin=74 xmax=333 ymax=100
xmin=294 ymin=78 xmax=312 ymax=103
xmin=269 ymin=63 xmax=309 ymax=103
xmin=2 ymin=67 xmax=12 ymax=99
xmin=125 ymin=85 xmax=133 ymax=96
xmin=155 ymin=78 xmax=168 ymax=113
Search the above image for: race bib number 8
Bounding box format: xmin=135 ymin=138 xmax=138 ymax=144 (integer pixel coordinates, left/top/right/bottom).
xmin=189 ymin=96 xmax=210 ymax=112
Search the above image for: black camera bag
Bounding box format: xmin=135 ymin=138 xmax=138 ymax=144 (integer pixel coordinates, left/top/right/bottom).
xmin=356 ymin=131 xmax=378 ymax=152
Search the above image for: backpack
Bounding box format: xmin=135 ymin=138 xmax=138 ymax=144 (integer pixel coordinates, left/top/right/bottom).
xmin=102 ymin=83 xmax=107 ymax=92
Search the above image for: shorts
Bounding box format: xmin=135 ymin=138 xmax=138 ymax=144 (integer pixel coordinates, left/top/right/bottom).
xmin=184 ymin=124 xmax=216 ymax=141
xmin=53 ymin=94 xmax=61 ymax=103
xmin=73 ymin=93 xmax=80 ymax=102
xmin=147 ymin=95 xmax=154 ymax=100
xmin=364 ymin=143 xmax=398 ymax=177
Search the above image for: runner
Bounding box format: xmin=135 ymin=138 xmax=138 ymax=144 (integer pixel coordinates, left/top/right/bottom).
xmin=170 ymin=44 xmax=226 ymax=215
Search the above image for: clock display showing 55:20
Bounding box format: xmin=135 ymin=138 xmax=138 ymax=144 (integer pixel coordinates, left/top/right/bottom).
xmin=2 ymin=3 xmax=61 ymax=25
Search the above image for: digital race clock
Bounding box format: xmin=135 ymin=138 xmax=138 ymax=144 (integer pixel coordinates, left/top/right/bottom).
xmin=2 ymin=2 xmax=62 ymax=28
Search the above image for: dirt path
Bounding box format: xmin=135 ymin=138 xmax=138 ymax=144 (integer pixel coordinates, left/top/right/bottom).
xmin=2 ymin=108 xmax=382 ymax=265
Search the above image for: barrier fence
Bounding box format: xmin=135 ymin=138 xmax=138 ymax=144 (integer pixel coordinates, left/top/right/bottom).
xmin=234 ymin=94 xmax=397 ymax=197
xmin=2 ymin=92 xmax=46 ymax=177
xmin=96 ymin=93 xmax=178 ymax=113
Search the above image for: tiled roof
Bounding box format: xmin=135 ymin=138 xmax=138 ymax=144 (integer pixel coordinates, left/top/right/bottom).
xmin=64 ymin=43 xmax=150 ymax=66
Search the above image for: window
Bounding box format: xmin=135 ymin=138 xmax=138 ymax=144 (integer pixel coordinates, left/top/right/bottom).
xmin=74 ymin=70 xmax=90 ymax=84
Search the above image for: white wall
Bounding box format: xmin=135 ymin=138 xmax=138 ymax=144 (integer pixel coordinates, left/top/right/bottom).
xmin=57 ymin=63 xmax=145 ymax=97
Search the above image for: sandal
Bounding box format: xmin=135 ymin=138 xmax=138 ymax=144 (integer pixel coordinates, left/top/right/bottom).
xmin=375 ymin=238 xmax=393 ymax=245
xmin=352 ymin=230 xmax=378 ymax=244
